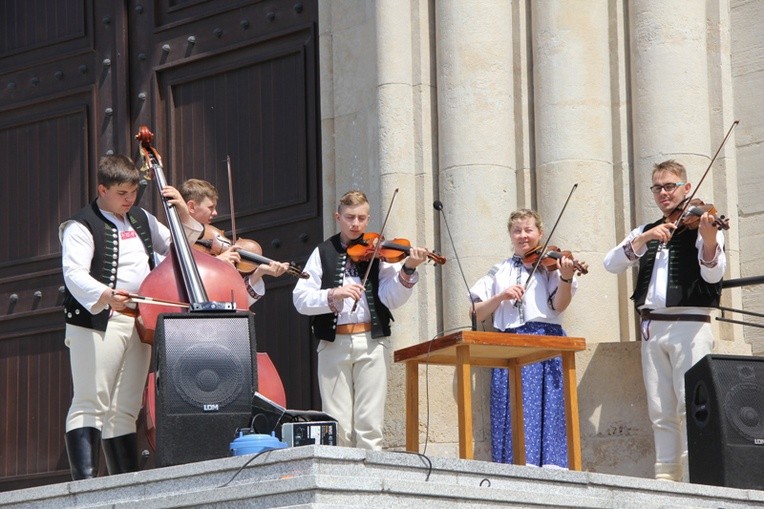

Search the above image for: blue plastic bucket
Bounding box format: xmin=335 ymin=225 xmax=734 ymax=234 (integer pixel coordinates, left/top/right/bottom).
xmin=230 ymin=430 xmax=287 ymax=456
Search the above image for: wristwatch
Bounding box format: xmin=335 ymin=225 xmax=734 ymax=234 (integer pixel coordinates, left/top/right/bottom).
xmin=402 ymin=265 xmax=416 ymax=276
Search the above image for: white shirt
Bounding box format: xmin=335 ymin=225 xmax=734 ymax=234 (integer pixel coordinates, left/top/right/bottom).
xmin=292 ymin=244 xmax=418 ymax=324
xmin=60 ymin=207 xmax=202 ymax=314
xmin=469 ymin=257 xmax=577 ymax=330
xmin=602 ymin=225 xmax=725 ymax=312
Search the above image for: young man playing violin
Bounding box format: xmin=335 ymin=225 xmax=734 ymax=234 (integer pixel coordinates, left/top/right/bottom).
xmin=292 ymin=190 xmax=428 ymax=450
xmin=180 ymin=178 xmax=289 ymax=305
xmin=469 ymin=208 xmax=579 ymax=468
xmin=603 ymin=159 xmax=725 ymax=482
xmin=60 ymin=155 xmax=204 ymax=480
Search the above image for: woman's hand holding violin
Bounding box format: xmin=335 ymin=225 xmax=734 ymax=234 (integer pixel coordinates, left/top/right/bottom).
xmin=557 ymin=256 xmax=576 ymax=281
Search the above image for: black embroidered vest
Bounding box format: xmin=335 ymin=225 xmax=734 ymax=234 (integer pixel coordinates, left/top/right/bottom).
xmin=310 ymin=234 xmax=392 ymax=341
xmin=631 ymin=217 xmax=722 ymax=310
xmin=62 ymin=201 xmax=154 ymax=331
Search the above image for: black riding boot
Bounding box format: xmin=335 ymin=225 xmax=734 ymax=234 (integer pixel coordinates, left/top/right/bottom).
xmin=65 ymin=427 xmax=101 ymax=480
xmin=102 ymin=433 xmax=140 ymax=475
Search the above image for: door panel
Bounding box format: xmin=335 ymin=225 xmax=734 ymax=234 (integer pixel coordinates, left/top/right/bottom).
xmin=0 ymin=0 xmax=320 ymax=491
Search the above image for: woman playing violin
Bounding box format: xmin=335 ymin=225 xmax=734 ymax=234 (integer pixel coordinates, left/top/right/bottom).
xmin=603 ymin=159 xmax=725 ymax=482
xmin=469 ymin=208 xmax=579 ymax=468
xmin=180 ymin=178 xmax=289 ymax=304
xmin=292 ymin=190 xmax=427 ymax=450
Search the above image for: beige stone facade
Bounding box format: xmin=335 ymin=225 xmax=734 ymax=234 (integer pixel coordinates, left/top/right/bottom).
xmin=318 ymin=0 xmax=763 ymax=478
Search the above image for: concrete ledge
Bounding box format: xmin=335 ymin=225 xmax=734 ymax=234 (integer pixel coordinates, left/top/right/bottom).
xmin=1 ymin=446 xmax=762 ymax=508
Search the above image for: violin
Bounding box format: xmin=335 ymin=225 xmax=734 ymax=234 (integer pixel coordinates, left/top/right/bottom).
xmin=193 ymin=224 xmax=309 ymax=279
xmin=665 ymin=198 xmax=730 ymax=232
xmin=522 ymin=245 xmax=589 ymax=276
xmin=346 ymin=232 xmax=446 ymax=265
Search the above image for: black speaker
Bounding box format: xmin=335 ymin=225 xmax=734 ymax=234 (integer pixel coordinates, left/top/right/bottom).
xmin=154 ymin=312 xmax=257 ymax=467
xmin=685 ymin=354 xmax=764 ymax=489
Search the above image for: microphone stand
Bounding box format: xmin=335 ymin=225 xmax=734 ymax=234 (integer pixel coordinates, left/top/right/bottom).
xmin=433 ymin=200 xmax=477 ymax=331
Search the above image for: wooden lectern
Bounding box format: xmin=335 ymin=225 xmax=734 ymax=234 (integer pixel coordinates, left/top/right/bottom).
xmin=394 ymin=330 xmax=586 ymax=470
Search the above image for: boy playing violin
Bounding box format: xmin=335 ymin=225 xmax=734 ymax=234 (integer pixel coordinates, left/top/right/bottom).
xmin=180 ymin=178 xmax=289 ymax=304
xmin=603 ymin=159 xmax=725 ymax=481
xmin=469 ymin=208 xmax=579 ymax=467
xmin=292 ymin=190 xmax=427 ymax=449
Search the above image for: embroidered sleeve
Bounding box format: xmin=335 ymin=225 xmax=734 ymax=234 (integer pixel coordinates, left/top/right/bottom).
xmin=245 ymin=275 xmax=264 ymax=303
xmin=398 ymin=269 xmax=419 ymax=288
xmin=698 ymin=238 xmax=722 ymax=268
xmin=623 ymin=240 xmax=639 ymax=261
xmin=327 ymin=287 xmax=343 ymax=314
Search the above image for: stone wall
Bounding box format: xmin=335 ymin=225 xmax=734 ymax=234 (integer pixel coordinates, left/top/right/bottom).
xmin=732 ymin=0 xmax=764 ymax=355
xmin=317 ymin=0 xmax=759 ymax=477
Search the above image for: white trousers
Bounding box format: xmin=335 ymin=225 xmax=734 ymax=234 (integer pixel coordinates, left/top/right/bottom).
xmin=640 ymin=318 xmax=714 ymax=481
xmin=317 ymin=332 xmax=390 ymax=450
xmin=65 ymin=313 xmax=152 ymax=438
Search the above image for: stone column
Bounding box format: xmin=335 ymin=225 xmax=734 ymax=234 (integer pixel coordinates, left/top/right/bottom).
xmin=375 ymin=0 xmax=441 ymax=449
xmin=630 ymin=0 xmax=746 ymax=350
xmin=435 ymin=0 xmax=516 ymax=332
xmin=629 ymin=1 xmax=712 ymax=220
xmin=531 ymin=0 xmax=619 ymax=341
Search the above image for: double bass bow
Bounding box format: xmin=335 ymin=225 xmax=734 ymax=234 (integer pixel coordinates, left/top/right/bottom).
xmin=132 ymin=126 xmax=249 ymax=344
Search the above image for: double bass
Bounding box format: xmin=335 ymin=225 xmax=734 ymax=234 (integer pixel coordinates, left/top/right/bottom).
xmin=133 ymin=126 xmax=249 ymax=344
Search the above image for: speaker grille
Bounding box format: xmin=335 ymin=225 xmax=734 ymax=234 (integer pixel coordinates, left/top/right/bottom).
xmin=154 ymin=313 xmax=257 ymax=467
xmin=161 ymin=315 xmax=254 ymax=415
xmin=686 ymin=354 xmax=764 ymax=490
xmin=724 ymin=382 xmax=764 ymax=443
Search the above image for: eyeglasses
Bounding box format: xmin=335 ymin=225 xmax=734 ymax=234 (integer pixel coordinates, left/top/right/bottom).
xmin=649 ymin=182 xmax=685 ymax=194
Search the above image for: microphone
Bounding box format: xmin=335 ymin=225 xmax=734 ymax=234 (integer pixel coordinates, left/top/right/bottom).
xmin=433 ymin=200 xmax=477 ymax=331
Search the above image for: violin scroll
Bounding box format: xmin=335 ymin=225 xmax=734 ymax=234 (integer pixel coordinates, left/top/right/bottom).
xmin=667 ymin=198 xmax=730 ymax=232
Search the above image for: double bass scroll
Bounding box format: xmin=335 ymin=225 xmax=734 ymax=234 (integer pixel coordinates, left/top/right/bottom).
xmin=133 ymin=126 xmax=250 ymax=344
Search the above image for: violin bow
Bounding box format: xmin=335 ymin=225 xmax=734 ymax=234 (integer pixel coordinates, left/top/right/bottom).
xmin=351 ymin=188 xmax=399 ymax=313
xmin=661 ymin=120 xmax=739 ymax=247
xmin=523 ymin=183 xmax=578 ymax=289
xmin=226 ymin=155 xmax=238 ymax=244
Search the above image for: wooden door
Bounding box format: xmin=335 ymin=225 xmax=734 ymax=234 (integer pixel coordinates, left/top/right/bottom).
xmin=0 ymin=0 xmax=320 ymax=491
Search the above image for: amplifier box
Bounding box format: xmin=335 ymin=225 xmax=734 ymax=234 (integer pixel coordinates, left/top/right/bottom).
xmin=281 ymin=421 xmax=337 ymax=447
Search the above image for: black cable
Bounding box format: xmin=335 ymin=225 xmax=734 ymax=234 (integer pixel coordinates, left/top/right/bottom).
xmin=217 ymin=450 xmax=271 ymax=488
xmin=389 ymin=450 xmax=433 ymax=482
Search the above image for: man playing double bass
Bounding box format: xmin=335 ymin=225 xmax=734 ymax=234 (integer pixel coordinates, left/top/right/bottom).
xmin=60 ymin=155 xmax=203 ymax=479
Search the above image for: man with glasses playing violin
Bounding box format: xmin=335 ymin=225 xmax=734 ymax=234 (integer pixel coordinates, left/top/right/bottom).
xmin=604 ymin=159 xmax=726 ymax=482
xmin=180 ymin=178 xmax=289 ymax=305
xmin=292 ymin=190 xmax=428 ymax=450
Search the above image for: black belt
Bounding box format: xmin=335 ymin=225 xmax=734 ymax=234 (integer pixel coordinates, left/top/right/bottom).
xmin=640 ymin=310 xmax=710 ymax=323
